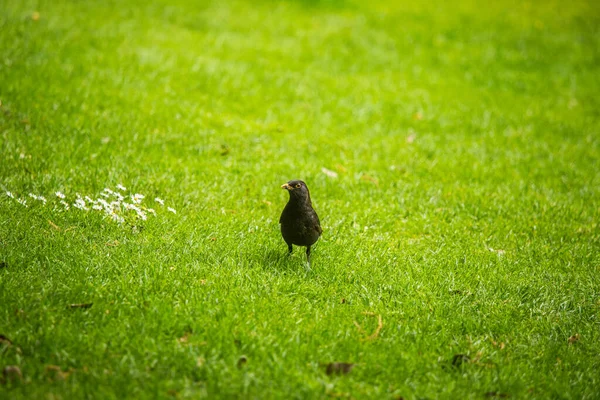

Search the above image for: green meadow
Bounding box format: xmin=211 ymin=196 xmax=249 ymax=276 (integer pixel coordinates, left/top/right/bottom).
xmin=1 ymin=0 xmax=599 ymax=398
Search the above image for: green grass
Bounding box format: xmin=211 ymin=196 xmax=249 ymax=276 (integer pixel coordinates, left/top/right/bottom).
xmin=1 ymin=0 xmax=599 ymax=398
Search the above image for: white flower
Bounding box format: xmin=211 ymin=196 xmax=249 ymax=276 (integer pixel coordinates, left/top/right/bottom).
xmin=17 ymin=198 xmax=27 ymax=207
xmin=116 ymin=184 xmax=127 ymax=191
xmin=110 ymin=212 xmax=124 ymax=224
xmin=73 ymin=198 xmax=88 ymax=210
xmin=85 ymin=196 xmax=94 ymax=203
xmin=154 ymin=197 xmax=164 ymax=206
xmin=103 ymin=188 xmax=114 ymax=194
xmin=55 ymin=191 xmax=65 ymax=199
xmin=114 ymin=193 xmax=124 ymax=201
xmin=123 ymin=202 xmax=140 ymax=212
xmin=60 ymin=200 xmax=70 ymax=210
xmin=167 ymin=207 xmax=177 ymax=214
xmin=137 ymin=210 xmax=147 ymax=220
xmin=29 ymin=194 xmax=47 ymax=204
xmin=147 ymin=208 xmax=156 ymax=216
xmin=131 ymin=194 xmax=144 ymax=204
xmin=6 ymin=191 xmax=14 ymax=198
xmin=92 ymin=204 xmax=103 ymax=211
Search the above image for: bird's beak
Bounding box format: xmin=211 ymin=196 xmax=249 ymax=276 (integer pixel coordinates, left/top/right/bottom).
xmin=281 ymin=183 xmax=292 ymax=190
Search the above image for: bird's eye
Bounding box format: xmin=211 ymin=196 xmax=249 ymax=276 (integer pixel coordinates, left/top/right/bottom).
xmin=295 ymin=184 xmax=301 ymax=188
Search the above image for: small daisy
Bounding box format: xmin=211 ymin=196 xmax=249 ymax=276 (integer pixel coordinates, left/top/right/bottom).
xmin=55 ymin=191 xmax=65 ymax=199
xmin=17 ymin=198 xmax=28 ymax=207
xmin=92 ymin=204 xmax=103 ymax=211
xmin=147 ymin=208 xmax=156 ymax=216
xmin=116 ymin=184 xmax=127 ymax=191
xmin=6 ymin=191 xmax=14 ymax=198
xmin=131 ymin=194 xmax=145 ymax=204
xmin=60 ymin=200 xmax=70 ymax=210
xmin=137 ymin=210 xmax=147 ymax=221
xmin=123 ymin=203 xmax=140 ymax=212
xmin=110 ymin=212 xmax=124 ymax=224
xmin=167 ymin=207 xmax=177 ymax=214
xmin=73 ymin=198 xmax=88 ymax=210
xmin=28 ymin=194 xmax=47 ymax=204
xmin=154 ymin=197 xmax=164 ymax=206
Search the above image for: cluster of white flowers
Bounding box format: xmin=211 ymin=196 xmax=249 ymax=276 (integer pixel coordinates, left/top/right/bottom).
xmin=4 ymin=184 xmax=177 ymax=225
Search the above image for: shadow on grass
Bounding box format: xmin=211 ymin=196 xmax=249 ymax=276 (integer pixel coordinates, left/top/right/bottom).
xmin=250 ymin=248 xmax=313 ymax=276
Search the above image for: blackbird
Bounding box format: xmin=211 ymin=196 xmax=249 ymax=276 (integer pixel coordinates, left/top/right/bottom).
xmin=280 ymin=180 xmax=322 ymax=266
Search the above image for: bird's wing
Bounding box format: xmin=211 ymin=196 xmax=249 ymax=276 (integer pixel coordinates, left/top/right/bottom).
xmin=315 ymin=224 xmax=323 ymax=235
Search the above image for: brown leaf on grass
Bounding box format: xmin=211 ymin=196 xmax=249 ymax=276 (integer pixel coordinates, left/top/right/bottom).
xmin=335 ymin=164 xmax=348 ymax=173
xmin=105 ymin=240 xmax=120 ymax=247
xmin=48 ymin=220 xmax=61 ymax=231
xmin=237 ymin=355 xmax=247 ymax=369
xmin=179 ymin=332 xmax=191 ymax=344
xmin=0 ymin=334 xmax=12 ymax=346
xmin=2 ymin=365 xmax=22 ymax=383
xmin=568 ymin=334 xmax=580 ymax=344
xmin=325 ymin=362 xmax=355 ymax=376
xmin=485 ymin=392 xmax=510 ymax=398
xmin=32 ymin=11 xmax=40 ymax=21
xmin=360 ymin=174 xmax=379 ymax=186
xmin=354 ymin=313 xmax=383 ymax=341
xmin=44 ymin=365 xmax=72 ymax=381
xmin=406 ymin=133 xmax=416 ymax=143
xmin=68 ymin=303 xmax=93 ymax=309
xmin=340 ymin=298 xmax=346 ymax=304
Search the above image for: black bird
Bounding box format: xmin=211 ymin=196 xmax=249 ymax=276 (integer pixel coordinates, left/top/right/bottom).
xmin=280 ymin=180 xmax=322 ymax=267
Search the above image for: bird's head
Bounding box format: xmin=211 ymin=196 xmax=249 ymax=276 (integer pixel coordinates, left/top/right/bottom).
xmin=281 ymin=180 xmax=311 ymax=203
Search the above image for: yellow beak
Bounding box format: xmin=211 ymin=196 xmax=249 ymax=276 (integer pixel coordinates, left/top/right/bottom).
xmin=281 ymin=183 xmax=292 ymax=190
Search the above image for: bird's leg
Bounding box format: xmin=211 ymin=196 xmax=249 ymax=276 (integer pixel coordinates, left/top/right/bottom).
xmin=287 ymin=243 xmax=293 ymax=255
xmin=305 ymin=246 xmax=312 ymax=272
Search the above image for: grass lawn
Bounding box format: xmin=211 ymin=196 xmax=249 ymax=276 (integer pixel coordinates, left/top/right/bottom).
xmin=1 ymin=0 xmax=599 ymax=398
